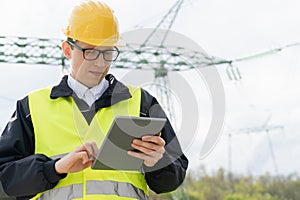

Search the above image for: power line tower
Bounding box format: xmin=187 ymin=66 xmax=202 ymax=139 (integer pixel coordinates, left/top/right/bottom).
xmin=227 ymin=119 xmax=284 ymax=176
xmin=115 ymin=0 xmax=185 ymax=126
xmin=226 ymin=119 xmax=283 ymax=194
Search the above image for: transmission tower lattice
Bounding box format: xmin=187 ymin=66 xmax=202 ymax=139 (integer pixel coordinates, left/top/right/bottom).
xmin=227 ymin=122 xmax=284 ymax=176
xmin=0 ymin=36 xmax=65 ymax=66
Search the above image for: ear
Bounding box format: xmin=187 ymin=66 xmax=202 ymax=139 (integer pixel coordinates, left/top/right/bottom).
xmin=62 ymin=41 xmax=72 ymax=60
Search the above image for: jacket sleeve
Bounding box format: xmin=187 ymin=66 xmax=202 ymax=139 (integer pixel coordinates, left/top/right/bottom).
xmin=140 ymin=89 xmax=189 ymax=194
xmin=0 ymin=97 xmax=66 ymax=199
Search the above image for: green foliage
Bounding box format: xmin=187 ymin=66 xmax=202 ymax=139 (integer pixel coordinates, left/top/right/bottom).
xmin=150 ymin=166 xmax=300 ymax=200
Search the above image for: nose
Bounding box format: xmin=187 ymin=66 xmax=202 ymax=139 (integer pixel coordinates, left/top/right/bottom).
xmin=94 ymin=53 xmax=106 ymax=67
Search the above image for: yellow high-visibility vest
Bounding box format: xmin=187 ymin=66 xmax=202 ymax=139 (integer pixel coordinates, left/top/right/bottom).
xmin=28 ymin=86 xmax=149 ymax=200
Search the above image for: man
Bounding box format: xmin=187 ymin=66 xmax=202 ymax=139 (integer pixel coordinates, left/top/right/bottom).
xmin=0 ymin=1 xmax=188 ymax=199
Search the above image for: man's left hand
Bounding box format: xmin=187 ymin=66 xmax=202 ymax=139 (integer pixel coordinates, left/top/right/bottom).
xmin=128 ymin=133 xmax=166 ymax=167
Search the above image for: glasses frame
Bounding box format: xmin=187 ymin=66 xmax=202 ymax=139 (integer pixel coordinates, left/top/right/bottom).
xmin=67 ymin=41 xmax=120 ymax=62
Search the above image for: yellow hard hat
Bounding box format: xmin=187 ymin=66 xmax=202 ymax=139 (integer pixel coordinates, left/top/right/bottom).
xmin=63 ymin=0 xmax=119 ymax=46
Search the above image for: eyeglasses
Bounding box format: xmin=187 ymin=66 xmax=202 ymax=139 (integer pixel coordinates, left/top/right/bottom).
xmin=67 ymin=41 xmax=120 ymax=62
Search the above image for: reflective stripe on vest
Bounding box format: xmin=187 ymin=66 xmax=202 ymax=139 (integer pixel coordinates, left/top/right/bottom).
xmin=28 ymin=85 xmax=149 ymax=200
xmin=36 ymin=181 xmax=149 ymax=200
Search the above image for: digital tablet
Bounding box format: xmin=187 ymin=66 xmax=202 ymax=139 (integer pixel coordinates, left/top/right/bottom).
xmin=91 ymin=116 xmax=166 ymax=170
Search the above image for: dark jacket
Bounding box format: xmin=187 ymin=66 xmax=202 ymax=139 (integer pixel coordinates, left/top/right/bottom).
xmin=0 ymin=75 xmax=188 ymax=200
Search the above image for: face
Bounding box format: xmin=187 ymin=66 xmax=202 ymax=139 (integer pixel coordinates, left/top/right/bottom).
xmin=62 ymin=40 xmax=114 ymax=88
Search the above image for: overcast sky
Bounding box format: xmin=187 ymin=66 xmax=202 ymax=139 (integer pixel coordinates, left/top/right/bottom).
xmin=1 ymin=0 xmax=300 ymax=176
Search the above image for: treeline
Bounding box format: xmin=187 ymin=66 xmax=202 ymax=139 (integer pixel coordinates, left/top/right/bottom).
xmin=150 ymin=166 xmax=300 ymax=200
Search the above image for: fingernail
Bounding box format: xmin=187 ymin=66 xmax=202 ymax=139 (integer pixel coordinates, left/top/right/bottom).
xmin=142 ymin=136 xmax=150 ymax=140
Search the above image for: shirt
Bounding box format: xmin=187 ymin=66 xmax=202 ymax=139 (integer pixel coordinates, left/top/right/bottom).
xmin=67 ymin=75 xmax=109 ymax=107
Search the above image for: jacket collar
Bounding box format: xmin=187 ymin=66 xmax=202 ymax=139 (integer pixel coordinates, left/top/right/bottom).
xmin=50 ymin=74 xmax=132 ymax=109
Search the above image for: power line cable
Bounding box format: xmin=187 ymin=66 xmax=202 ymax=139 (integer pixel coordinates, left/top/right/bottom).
xmin=232 ymin=43 xmax=300 ymax=63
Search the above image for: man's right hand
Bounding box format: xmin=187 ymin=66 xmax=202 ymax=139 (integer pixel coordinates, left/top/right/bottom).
xmin=55 ymin=142 xmax=98 ymax=174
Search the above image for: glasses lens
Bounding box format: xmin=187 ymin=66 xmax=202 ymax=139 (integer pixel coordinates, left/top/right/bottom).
xmin=103 ymin=50 xmax=119 ymax=61
xmin=84 ymin=50 xmax=100 ymax=60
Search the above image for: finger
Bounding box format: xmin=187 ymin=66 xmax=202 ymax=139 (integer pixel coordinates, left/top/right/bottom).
xmin=76 ymin=151 xmax=90 ymax=164
xmin=131 ymin=143 xmax=165 ymax=158
xmin=84 ymin=142 xmax=98 ymax=159
xmin=90 ymin=142 xmax=99 ymax=158
xmin=83 ymin=142 xmax=98 ymax=159
xmin=83 ymin=143 xmax=92 ymax=155
xmin=131 ymin=142 xmax=165 ymax=154
xmin=131 ymin=143 xmax=153 ymax=154
xmin=132 ymin=139 xmax=165 ymax=152
xmin=141 ymin=135 xmax=166 ymax=147
xmin=73 ymin=144 xmax=88 ymax=153
xmin=83 ymin=160 xmax=94 ymax=168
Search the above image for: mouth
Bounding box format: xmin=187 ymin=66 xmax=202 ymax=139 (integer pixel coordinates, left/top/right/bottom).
xmin=89 ymin=71 xmax=103 ymax=77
